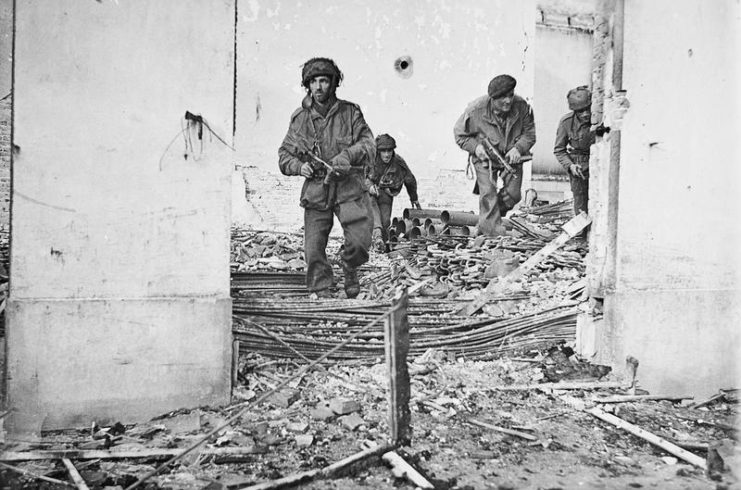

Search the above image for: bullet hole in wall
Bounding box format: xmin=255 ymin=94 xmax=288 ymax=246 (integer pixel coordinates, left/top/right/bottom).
xmin=394 ymin=56 xmax=413 ymax=79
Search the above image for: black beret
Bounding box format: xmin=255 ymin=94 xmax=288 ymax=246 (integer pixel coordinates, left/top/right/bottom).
xmin=488 ymin=74 xmax=517 ymax=99
xmin=376 ymin=134 xmax=396 ymax=150
xmin=301 ymin=58 xmax=343 ymax=87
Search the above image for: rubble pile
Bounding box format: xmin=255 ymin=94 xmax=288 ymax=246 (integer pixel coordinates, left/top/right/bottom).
xmin=1 ymin=356 xmax=736 ymax=489
xmin=230 ymin=201 xmax=589 ymax=363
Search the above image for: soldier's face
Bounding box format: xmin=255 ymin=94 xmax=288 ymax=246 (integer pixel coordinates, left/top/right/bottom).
xmin=575 ymin=108 xmax=591 ymax=122
xmin=491 ymin=90 xmax=514 ymax=114
xmin=310 ymin=75 xmax=334 ymax=104
xmin=380 ymin=150 xmax=394 ymax=163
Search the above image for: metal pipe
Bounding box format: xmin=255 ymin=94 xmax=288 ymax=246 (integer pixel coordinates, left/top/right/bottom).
xmin=440 ymin=210 xmax=478 ymax=226
xmin=402 ymin=208 xmax=443 ymax=221
xmin=423 ymin=218 xmax=444 ymax=229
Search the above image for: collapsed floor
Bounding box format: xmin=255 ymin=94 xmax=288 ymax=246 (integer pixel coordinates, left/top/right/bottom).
xmin=0 ymin=203 xmax=738 ymax=489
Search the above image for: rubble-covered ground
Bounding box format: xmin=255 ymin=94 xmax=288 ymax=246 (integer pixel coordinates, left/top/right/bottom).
xmin=0 ymin=356 xmax=738 ymax=489
xmin=1 ymin=207 xmax=739 ymax=489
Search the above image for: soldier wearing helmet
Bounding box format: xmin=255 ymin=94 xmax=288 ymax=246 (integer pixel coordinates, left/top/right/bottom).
xmin=367 ymin=133 xmax=420 ymax=252
xmin=454 ymin=74 xmax=536 ymax=236
xmin=278 ymin=57 xmax=376 ymax=298
xmin=553 ymin=85 xmax=607 ymax=231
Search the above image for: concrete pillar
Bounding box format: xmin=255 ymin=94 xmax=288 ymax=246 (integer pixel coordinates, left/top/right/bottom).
xmin=598 ymin=0 xmax=741 ymax=397
xmin=6 ymin=0 xmax=235 ymax=431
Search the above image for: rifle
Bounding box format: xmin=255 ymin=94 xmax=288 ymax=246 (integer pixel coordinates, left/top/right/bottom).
xmin=480 ymin=137 xmax=532 ymax=177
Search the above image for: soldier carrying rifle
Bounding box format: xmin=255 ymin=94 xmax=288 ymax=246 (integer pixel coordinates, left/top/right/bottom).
xmin=454 ymin=74 xmax=536 ymax=236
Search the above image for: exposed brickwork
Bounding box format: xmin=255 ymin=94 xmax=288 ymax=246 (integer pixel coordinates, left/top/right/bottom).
xmin=234 ymin=165 xmax=481 ymax=233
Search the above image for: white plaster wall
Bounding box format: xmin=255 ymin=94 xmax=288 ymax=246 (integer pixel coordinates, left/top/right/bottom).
xmin=533 ymin=24 xmax=593 ymax=176
xmin=8 ymin=0 xmax=235 ymax=430
xmin=607 ymin=0 xmax=741 ymax=396
xmin=233 ymin=0 xmax=535 ymax=230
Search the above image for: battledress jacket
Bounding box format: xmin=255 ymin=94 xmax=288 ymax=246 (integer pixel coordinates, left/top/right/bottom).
xmin=553 ymin=111 xmax=594 ymax=170
xmin=454 ymin=94 xmax=536 ymax=164
xmin=367 ymin=153 xmax=419 ymax=202
xmin=278 ymin=96 xmax=375 ymax=211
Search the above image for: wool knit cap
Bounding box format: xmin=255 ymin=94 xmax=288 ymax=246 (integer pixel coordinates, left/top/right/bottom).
xmin=488 ymin=74 xmax=517 ymax=99
xmin=376 ymin=134 xmax=396 ymax=150
xmin=301 ymin=58 xmax=343 ymax=87
xmin=567 ymin=86 xmax=591 ymax=111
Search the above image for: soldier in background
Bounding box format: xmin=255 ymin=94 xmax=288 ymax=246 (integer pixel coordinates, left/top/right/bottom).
xmin=454 ymin=74 xmax=536 ymax=236
xmin=278 ymin=58 xmax=375 ymax=298
xmin=554 ymin=85 xmax=593 ymax=220
xmin=367 ymin=134 xmax=420 ymax=252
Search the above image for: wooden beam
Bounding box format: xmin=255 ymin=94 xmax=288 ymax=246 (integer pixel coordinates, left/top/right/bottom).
xmin=0 ymin=461 xmax=74 ymax=487
xmin=587 ymin=407 xmax=706 ymax=469
xmin=593 ymin=394 xmax=693 ymax=404
xmin=493 ymin=380 xmax=624 ymax=391
xmin=0 ymin=446 xmax=260 ymax=462
xmin=382 ymin=451 xmax=434 ymax=489
xmin=385 ymin=289 xmax=412 ymax=446
xmin=240 ymin=443 xmax=393 ymax=490
xmin=467 ymin=419 xmax=538 ymax=441
xmin=62 ymin=458 xmax=90 ymax=490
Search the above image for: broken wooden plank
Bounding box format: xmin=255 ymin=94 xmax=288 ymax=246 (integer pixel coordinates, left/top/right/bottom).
xmin=689 ymin=392 xmax=725 ymax=410
xmin=459 ymin=212 xmax=592 ymax=315
xmin=0 ymin=461 xmax=74 ymax=487
xmin=593 ymin=394 xmax=693 ymax=404
xmin=382 ymin=451 xmax=434 ymax=489
xmin=0 ymin=446 xmax=261 ymax=462
xmin=62 ymin=458 xmax=90 ymax=490
xmin=467 ymin=419 xmax=538 ymax=441
xmin=494 ymin=380 xmax=624 ymax=391
xmin=240 ymin=443 xmax=394 ymax=490
xmin=385 ymin=289 xmax=411 ymax=445
xmin=586 ymin=406 xmax=707 ymax=469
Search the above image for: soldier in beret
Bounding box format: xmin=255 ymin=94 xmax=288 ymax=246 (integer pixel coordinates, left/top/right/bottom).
xmin=367 ymin=133 xmax=420 ymax=252
xmin=554 ymin=86 xmax=596 ymax=227
xmin=278 ymin=57 xmax=376 ymax=298
xmin=454 ymin=74 xmax=536 ymax=236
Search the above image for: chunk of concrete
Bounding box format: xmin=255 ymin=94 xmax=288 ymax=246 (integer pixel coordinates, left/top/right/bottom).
xmin=287 ymin=421 xmax=310 ymax=433
xmin=295 ymin=434 xmax=314 ymax=447
xmin=311 ymin=404 xmax=335 ymax=421
xmin=268 ymin=389 xmax=300 ymax=408
xmin=339 ymin=413 xmax=364 ymax=431
xmin=329 ymin=398 xmax=361 ymax=415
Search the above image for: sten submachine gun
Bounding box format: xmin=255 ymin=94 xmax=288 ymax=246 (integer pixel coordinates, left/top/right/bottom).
xmin=295 ymin=150 xmax=335 ymax=184
xmin=480 ymin=137 xmax=532 ymax=177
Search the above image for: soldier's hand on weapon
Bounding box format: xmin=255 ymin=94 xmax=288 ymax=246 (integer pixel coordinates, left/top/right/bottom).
xmin=329 ymin=154 xmax=351 ymax=178
xmin=505 ymin=147 xmax=522 ymax=165
xmin=569 ymin=163 xmax=586 ymax=180
xmin=411 ymin=200 xmax=421 ymax=210
xmin=474 ymin=144 xmax=490 ymax=165
xmin=368 ymin=184 xmax=379 ymax=197
xmin=300 ymin=162 xmax=314 ymax=178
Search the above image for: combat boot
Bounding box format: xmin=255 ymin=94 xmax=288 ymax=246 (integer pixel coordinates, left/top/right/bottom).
xmin=341 ymin=260 xmax=360 ymax=299
xmin=371 ymin=228 xmax=385 ymax=253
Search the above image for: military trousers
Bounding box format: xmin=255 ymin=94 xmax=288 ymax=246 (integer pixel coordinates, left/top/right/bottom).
xmin=473 ymin=161 xmax=523 ymax=236
xmin=370 ymin=192 xmax=394 ymax=243
xmin=303 ymin=193 xmax=374 ymax=292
